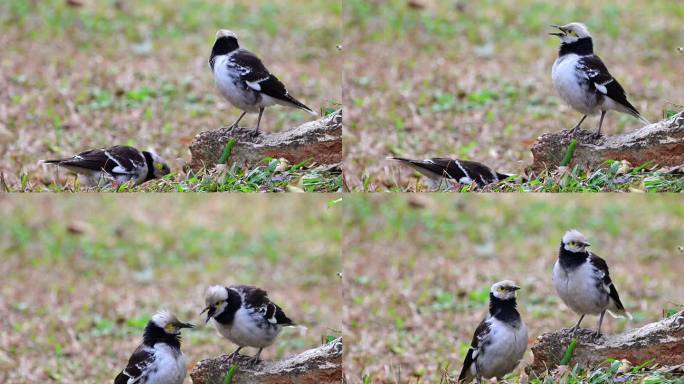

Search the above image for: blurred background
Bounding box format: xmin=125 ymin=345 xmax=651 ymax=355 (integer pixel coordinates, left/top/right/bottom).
xmin=0 ymin=195 xmax=342 ymax=383
xmin=343 ymin=194 xmax=684 ymax=382
xmin=343 ymin=0 xmax=684 ymax=191
xmin=0 ymin=0 xmax=342 ymax=190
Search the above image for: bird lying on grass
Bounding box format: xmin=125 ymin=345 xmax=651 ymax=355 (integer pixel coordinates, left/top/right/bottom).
xmin=44 ymin=145 xmax=170 ymax=187
xmin=388 ymin=156 xmax=523 ymax=190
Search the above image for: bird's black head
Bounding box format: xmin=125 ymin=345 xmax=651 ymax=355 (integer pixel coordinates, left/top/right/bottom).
xmin=210 ymin=29 xmax=239 ymax=69
xmin=143 ymin=311 xmax=194 ymax=349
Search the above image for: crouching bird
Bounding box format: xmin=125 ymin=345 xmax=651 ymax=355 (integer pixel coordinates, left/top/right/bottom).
xmin=202 ymin=284 xmax=296 ymax=365
xmin=458 ymin=281 xmax=528 ymax=383
xmin=114 ymin=311 xmax=194 ymax=384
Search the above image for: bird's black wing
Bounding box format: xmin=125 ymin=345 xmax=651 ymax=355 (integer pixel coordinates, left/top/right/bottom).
xmin=46 ymin=146 xmax=143 ymax=175
xmin=114 ymin=345 xmax=154 ymax=384
xmin=458 ymin=318 xmax=490 ymax=382
xmin=578 ymin=55 xmax=640 ymax=116
xmin=391 ymin=157 xmax=504 ymax=185
xmin=240 ymin=285 xmax=295 ymax=326
xmin=589 ymin=252 xmax=626 ymax=311
xmin=228 ymin=49 xmax=312 ymax=111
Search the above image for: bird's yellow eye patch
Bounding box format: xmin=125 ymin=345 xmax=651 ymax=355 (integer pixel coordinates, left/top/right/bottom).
xmin=165 ymin=323 xmax=175 ymax=331
xmin=569 ymin=31 xmax=577 ymax=37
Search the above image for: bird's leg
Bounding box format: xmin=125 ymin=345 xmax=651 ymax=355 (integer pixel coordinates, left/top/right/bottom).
xmin=251 ymin=107 xmax=264 ymax=137
xmin=229 ymin=111 xmax=247 ymax=129
xmin=594 ymin=110 xmax=606 ymax=139
xmin=594 ymin=310 xmax=606 ymax=338
xmin=227 ymin=346 xmax=243 ymax=360
xmin=248 ymin=348 xmax=263 ymax=366
xmin=569 ymin=115 xmax=587 ymax=134
xmin=571 ymin=314 xmax=585 ymax=333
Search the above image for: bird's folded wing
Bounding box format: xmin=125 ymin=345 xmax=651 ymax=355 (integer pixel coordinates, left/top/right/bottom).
xmin=53 ymin=146 xmax=142 ymax=175
xmin=579 ymin=55 xmax=640 ymax=115
xmin=458 ymin=318 xmax=490 ymax=381
xmin=590 ymin=253 xmax=627 ymax=311
xmin=230 ymin=50 xmax=292 ymax=103
xmin=115 ymin=346 xmax=154 ymax=384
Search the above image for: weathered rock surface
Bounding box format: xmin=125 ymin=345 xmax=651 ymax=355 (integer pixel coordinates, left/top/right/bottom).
xmin=528 ymin=311 xmax=684 ymax=376
xmin=190 ymin=338 xmax=343 ymax=384
xmin=189 ymin=110 xmax=342 ymax=171
xmin=530 ymin=111 xmax=684 ymax=172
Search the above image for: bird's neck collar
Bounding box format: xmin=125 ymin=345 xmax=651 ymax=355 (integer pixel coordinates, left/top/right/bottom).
xmin=143 ymin=323 xmax=181 ymax=350
xmin=489 ymin=293 xmax=521 ymax=325
xmin=558 ymin=242 xmax=588 ymax=269
xmin=559 ymin=37 xmax=594 ymax=57
xmin=210 ymin=37 xmax=239 ymax=70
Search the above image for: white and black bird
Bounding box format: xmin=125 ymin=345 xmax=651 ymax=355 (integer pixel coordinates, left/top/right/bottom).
xmin=44 ymin=145 xmax=170 ymax=187
xmin=201 ymin=285 xmax=296 ymax=365
xmin=209 ymin=29 xmax=316 ymax=136
xmin=551 ymin=22 xmax=649 ymax=138
xmin=553 ymin=230 xmax=631 ymax=337
xmin=458 ymin=281 xmax=528 ymax=383
xmin=114 ymin=311 xmax=194 ymax=384
xmin=388 ymin=157 xmax=519 ymax=189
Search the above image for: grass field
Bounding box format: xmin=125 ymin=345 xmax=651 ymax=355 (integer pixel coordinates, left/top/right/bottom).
xmin=343 ymin=0 xmax=684 ymax=191
xmin=0 ymin=0 xmax=342 ymax=192
xmin=343 ymin=194 xmax=684 ymax=383
xmin=0 ymin=195 xmax=342 ymax=383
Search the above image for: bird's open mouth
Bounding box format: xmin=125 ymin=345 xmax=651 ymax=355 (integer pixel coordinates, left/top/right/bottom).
xmin=200 ymin=306 xmax=216 ymax=323
xmin=549 ymin=25 xmax=566 ymax=37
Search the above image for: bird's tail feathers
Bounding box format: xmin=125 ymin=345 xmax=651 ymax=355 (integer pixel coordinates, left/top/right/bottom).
xmin=282 ymin=95 xmax=316 ymax=115
xmin=606 ymin=308 xmax=633 ymax=320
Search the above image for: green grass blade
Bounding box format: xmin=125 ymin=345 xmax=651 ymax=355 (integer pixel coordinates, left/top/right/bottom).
xmin=219 ymin=138 xmax=237 ymax=165
xmin=223 ymin=365 xmax=237 ymax=384
xmin=560 ymin=338 xmax=577 ymax=365
xmin=560 ymin=139 xmax=578 ymax=166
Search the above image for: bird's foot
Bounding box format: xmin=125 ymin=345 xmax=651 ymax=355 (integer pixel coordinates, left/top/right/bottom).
xmin=592 ymin=330 xmax=603 ymax=339
xmin=568 ymin=125 xmax=581 ymax=135
xmin=227 ymin=351 xmax=241 ymax=360
xmin=592 ymin=131 xmax=603 ymax=140
xmin=249 ymin=129 xmax=261 ymax=138
xmin=247 ymin=356 xmax=261 ymax=367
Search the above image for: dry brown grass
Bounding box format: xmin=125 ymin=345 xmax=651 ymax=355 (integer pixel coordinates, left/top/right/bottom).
xmin=0 ymin=0 xmax=341 ymax=190
xmin=343 ymin=0 xmax=684 ymax=191
xmin=0 ymin=195 xmax=342 ymax=383
xmin=343 ymin=194 xmax=684 ymax=383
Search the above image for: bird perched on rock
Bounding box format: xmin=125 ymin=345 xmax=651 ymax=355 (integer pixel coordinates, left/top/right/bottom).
xmin=458 ymin=280 xmax=528 ymax=383
xmin=209 ymin=29 xmax=316 ymax=136
xmin=201 ymin=285 xmax=295 ymax=365
xmin=114 ymin=311 xmax=194 ymax=384
xmin=553 ymin=230 xmax=631 ymax=337
xmin=550 ymin=22 xmax=649 ymax=138
xmin=388 ymin=156 xmax=519 ymax=189
xmin=44 ymin=145 xmax=170 ymax=187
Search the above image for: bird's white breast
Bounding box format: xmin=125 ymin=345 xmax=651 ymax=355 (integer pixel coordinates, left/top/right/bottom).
xmin=553 ymin=260 xmax=609 ymax=315
xmin=146 ymin=344 xmax=186 ymax=384
xmin=552 ymin=54 xmax=599 ymax=115
xmin=213 ymin=54 xmax=261 ymax=113
xmin=213 ymin=307 xmax=281 ymax=349
xmin=475 ymin=317 xmax=528 ymax=379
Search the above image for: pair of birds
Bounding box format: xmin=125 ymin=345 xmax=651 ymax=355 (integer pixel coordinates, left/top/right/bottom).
xmin=46 ymin=29 xmax=314 ymax=187
xmin=114 ymin=285 xmax=295 ymax=384
xmin=457 ymin=230 xmax=630 ymax=383
xmin=391 ymin=22 xmax=650 ymax=188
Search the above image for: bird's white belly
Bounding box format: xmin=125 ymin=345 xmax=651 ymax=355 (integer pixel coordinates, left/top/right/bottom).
xmin=477 ymin=319 xmax=527 ymax=379
xmin=215 ymin=308 xmax=281 ymax=348
xmin=213 ymin=56 xmax=260 ymax=113
xmin=552 ymin=55 xmax=599 ymax=115
xmin=553 ymin=261 xmax=608 ymax=315
xmin=147 ymin=345 xmax=186 ymax=384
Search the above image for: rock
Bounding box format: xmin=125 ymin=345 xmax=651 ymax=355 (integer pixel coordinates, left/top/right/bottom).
xmin=530 ymin=111 xmax=684 ymax=172
xmin=190 ymin=338 xmax=343 ymax=384
xmin=189 ymin=110 xmax=342 ymax=171
xmin=527 ymin=311 xmax=684 ymax=376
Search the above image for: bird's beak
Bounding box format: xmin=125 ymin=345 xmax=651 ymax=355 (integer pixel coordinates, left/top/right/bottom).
xmin=549 ymin=25 xmax=565 ymax=37
xmin=201 ymin=306 xmax=216 ymax=323
xmin=581 ymin=241 xmax=591 ymax=247
xmin=510 ymin=285 xmax=521 ymax=291
xmin=177 ymin=322 xmax=195 ymax=329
